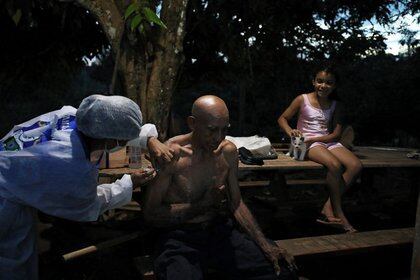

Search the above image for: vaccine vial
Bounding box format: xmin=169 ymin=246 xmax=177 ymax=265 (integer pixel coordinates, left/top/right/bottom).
xmin=129 ymin=146 xmax=142 ymax=168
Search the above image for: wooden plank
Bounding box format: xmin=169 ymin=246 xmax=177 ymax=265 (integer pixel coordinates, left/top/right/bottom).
xmin=62 ymin=231 xmax=143 ymax=262
xmin=239 ymin=180 xmax=270 ymax=188
xmin=286 ymin=179 xmax=327 ymax=185
xmin=357 ymin=146 xmax=416 ymax=152
xmin=276 ymin=227 xmax=414 ymax=257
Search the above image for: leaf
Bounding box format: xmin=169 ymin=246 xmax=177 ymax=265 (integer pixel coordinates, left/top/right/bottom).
xmin=142 ymin=7 xmax=167 ymax=29
xmin=130 ymin=14 xmax=142 ymax=31
xmin=124 ymin=3 xmax=139 ymax=19
xmin=12 ymin=9 xmax=22 ymax=26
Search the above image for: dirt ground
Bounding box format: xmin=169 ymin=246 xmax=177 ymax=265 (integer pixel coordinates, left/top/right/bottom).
xmin=38 ymin=168 xmax=418 ymax=280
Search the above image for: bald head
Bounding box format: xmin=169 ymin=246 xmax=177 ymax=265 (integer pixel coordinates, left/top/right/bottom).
xmin=191 ymin=95 xmax=229 ymax=120
xmin=189 ymin=95 xmax=230 ymax=152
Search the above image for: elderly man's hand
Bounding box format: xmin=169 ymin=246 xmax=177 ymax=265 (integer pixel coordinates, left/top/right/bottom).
xmin=147 ymin=137 xmax=175 ymax=166
xmin=130 ymin=168 xmax=156 ymax=189
xmin=263 ymin=243 xmax=297 ymax=276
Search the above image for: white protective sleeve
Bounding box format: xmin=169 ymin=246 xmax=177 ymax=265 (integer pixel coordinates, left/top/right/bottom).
xmin=94 ymin=174 xmax=133 ymax=217
xmin=126 ymin=123 xmax=158 ymax=149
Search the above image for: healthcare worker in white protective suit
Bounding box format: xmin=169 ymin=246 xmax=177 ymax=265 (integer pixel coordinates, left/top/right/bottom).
xmin=0 ymin=94 xmax=175 ymax=279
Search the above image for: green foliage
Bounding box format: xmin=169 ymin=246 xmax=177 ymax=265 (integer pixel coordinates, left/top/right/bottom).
xmin=143 ymin=7 xmax=167 ymax=28
xmin=130 ymin=14 xmax=143 ymax=31
xmin=1 ymin=0 xmax=419 ymax=146
xmin=124 ymin=1 xmax=166 ymax=35
xmin=11 ymin=9 xmax=22 ymax=25
xmin=399 ymin=28 xmax=419 ymax=56
xmin=172 ymin=0 xmax=420 ymax=146
xmin=125 ymin=3 xmax=138 ymax=19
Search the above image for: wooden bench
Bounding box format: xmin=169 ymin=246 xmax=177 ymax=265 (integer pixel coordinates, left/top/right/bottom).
xmin=277 ymin=227 xmax=414 ymax=257
xmin=129 ymin=227 xmax=414 ymax=279
xmin=63 ymin=227 xmax=414 ymax=280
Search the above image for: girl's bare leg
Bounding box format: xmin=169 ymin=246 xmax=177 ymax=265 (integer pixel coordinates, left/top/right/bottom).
xmin=321 ymin=147 xmax=362 ymax=231
xmin=330 ymin=146 xmax=363 ymax=191
xmin=306 ymin=146 xmax=348 ymax=225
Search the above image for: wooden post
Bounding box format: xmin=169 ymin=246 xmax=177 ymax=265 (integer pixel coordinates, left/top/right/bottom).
xmin=412 ymin=180 xmax=420 ymax=280
xmin=62 ymin=231 xmax=143 ymax=261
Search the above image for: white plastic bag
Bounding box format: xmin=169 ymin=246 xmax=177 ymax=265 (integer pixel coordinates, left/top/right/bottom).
xmin=0 ymin=106 xmax=77 ymax=151
xmin=225 ymin=135 xmax=272 ymax=156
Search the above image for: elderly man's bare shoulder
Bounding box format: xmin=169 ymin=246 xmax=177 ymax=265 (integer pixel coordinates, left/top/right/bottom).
xmin=220 ymin=140 xmax=238 ymax=162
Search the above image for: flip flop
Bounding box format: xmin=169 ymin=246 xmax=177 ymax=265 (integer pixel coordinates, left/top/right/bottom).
xmin=317 ymin=214 xmax=358 ymax=233
xmin=316 ymin=214 xmax=343 ymax=228
xmin=343 ymin=225 xmax=358 ymax=234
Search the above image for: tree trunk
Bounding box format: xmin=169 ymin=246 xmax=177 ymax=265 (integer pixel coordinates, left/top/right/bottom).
xmin=71 ymin=0 xmax=188 ymax=140
xmin=144 ymin=0 xmax=188 ymax=139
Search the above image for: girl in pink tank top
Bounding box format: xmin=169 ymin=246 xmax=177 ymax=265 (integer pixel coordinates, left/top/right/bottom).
xmin=278 ymin=65 xmax=362 ymax=233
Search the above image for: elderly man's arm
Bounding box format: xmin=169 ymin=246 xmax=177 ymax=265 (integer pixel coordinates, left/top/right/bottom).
xmin=131 ymin=123 xmax=175 ymax=165
xmin=223 ymin=141 xmax=295 ymax=274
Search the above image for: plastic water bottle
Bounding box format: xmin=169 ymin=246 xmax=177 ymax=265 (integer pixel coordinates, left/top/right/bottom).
xmin=129 ymin=146 xmax=142 ymax=168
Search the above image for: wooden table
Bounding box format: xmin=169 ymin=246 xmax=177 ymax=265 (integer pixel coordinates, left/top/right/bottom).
xmin=239 ymin=146 xmax=420 ymax=170
xmin=99 ymin=146 xmax=420 ymax=174
xmin=100 ymin=146 xmax=420 ymax=278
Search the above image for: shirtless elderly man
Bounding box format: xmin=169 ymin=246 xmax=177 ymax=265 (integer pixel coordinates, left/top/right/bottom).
xmin=144 ymin=95 xmax=298 ymax=280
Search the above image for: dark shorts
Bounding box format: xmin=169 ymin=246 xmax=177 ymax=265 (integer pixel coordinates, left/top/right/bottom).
xmin=153 ymin=218 xmax=298 ymax=280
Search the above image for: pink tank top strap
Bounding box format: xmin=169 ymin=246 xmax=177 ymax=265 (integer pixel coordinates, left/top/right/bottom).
xmin=302 ymin=94 xmax=309 ymax=104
